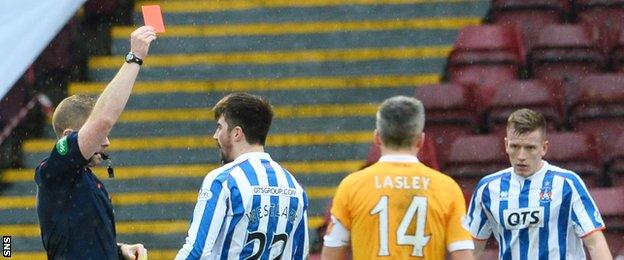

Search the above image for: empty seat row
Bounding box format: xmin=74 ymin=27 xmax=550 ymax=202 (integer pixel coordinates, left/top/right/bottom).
xmin=489 ymin=0 xmax=624 ymax=53
xmin=417 ymin=74 xmax=624 ymax=130
xmin=446 ymin=24 xmax=624 ymax=96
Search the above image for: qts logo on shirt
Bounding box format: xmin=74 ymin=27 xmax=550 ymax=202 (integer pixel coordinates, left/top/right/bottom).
xmin=503 ymin=207 xmax=544 ymax=230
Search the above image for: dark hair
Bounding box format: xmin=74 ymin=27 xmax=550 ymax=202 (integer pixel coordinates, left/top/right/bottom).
xmin=507 ymin=108 xmax=547 ymax=137
xmin=213 ymin=92 xmax=274 ymax=145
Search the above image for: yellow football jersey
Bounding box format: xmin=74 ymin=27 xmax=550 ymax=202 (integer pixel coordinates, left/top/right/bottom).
xmin=330 ymin=157 xmax=472 ymax=259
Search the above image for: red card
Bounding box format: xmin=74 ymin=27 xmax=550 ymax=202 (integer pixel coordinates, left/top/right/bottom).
xmin=141 ymin=5 xmax=165 ymax=33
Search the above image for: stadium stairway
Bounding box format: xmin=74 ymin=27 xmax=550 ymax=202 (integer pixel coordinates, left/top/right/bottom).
xmin=0 ymin=0 xmax=488 ymax=258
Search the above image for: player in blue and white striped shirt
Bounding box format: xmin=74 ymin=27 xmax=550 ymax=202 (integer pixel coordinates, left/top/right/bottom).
xmin=464 ymin=109 xmax=612 ymax=260
xmin=176 ymin=93 xmax=309 ymax=259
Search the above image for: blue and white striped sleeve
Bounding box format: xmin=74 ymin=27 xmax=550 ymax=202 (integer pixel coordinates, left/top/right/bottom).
xmin=292 ymin=191 xmax=309 ymax=259
xmin=176 ymin=172 xmax=230 ymax=260
xmin=464 ymin=181 xmax=493 ymax=240
xmin=568 ymin=176 xmax=605 ymax=237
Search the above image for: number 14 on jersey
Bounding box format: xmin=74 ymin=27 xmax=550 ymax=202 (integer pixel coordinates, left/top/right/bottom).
xmin=370 ymin=196 xmax=431 ymax=257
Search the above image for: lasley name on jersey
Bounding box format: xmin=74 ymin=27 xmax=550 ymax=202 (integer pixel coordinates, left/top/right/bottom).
xmin=246 ymin=203 xmax=299 ymax=225
xmin=503 ymin=206 xmax=544 ymax=230
xmin=374 ymin=176 xmax=431 ymax=190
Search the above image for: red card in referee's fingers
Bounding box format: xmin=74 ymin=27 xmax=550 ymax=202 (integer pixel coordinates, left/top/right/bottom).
xmin=141 ymin=5 xmax=165 ymax=33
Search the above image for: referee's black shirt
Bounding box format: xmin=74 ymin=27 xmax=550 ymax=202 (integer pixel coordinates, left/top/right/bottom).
xmin=35 ymin=131 xmax=119 ymax=259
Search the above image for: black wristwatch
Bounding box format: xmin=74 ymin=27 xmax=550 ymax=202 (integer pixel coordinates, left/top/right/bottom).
xmin=124 ymin=52 xmax=143 ymax=65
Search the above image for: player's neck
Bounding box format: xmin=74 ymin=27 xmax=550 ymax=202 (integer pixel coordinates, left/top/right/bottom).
xmin=232 ymin=143 xmax=265 ymax=159
xmin=379 ymin=145 xmax=419 ymax=157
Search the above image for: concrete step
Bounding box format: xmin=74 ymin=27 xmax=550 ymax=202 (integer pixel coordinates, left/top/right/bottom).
xmin=0 ymin=199 xmax=331 ymax=224
xmin=92 ymin=46 xmax=451 ymax=69
xmin=22 ymin=142 xmax=371 ymax=168
xmin=2 ymin=160 xmax=361 ymax=183
xmin=113 ymin=29 xmax=460 ymax=55
xmin=130 ymin=1 xmax=487 ymax=26
xmin=2 ymin=216 xmax=325 ymax=253
xmin=41 ymin=115 xmax=376 ymax=138
xmin=88 ymin=58 xmax=446 ymax=81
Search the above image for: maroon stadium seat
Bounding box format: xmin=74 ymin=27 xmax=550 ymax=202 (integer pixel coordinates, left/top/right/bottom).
xmin=447 ymin=66 xmax=519 ymax=104
xmin=612 ymin=29 xmax=624 ymax=72
xmin=530 ymin=25 xmax=605 ymax=97
xmin=414 ymin=83 xmax=480 ymax=125
xmin=414 ymin=83 xmax=480 ymax=163
xmin=443 ymin=134 xmax=508 ymax=195
xmin=574 ymin=118 xmax=624 ymax=163
xmin=569 ymin=73 xmax=624 ymax=120
xmin=569 ymin=74 xmax=624 ymax=163
xmin=446 ymin=25 xmax=524 ymax=101
xmin=544 ymin=132 xmax=604 ymax=187
xmin=490 ymin=0 xmax=568 ymax=52
xmin=608 ymin=133 xmax=624 ymax=186
xmin=425 ymin=124 xmax=475 ymax=165
xmin=589 ymin=186 xmax=624 ymax=254
xmin=452 ymin=24 xmax=523 ymax=54
xmin=573 ymin=0 xmax=624 ymax=54
xmin=590 ymin=187 xmax=624 ymax=228
xmin=484 ymin=80 xmax=565 ymax=134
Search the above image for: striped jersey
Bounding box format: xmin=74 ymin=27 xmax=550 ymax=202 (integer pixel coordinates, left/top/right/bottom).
xmin=464 ymin=161 xmax=605 ymax=260
xmin=176 ymin=152 xmax=309 ymax=260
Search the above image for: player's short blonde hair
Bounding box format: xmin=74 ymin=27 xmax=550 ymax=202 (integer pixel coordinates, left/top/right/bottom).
xmin=375 ymin=96 xmax=425 ymax=149
xmin=507 ymin=108 xmax=547 ymax=138
xmin=52 ymin=95 xmax=95 ymax=138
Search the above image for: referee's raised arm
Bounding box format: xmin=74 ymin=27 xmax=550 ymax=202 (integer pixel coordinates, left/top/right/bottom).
xmin=77 ymin=26 xmax=156 ymax=159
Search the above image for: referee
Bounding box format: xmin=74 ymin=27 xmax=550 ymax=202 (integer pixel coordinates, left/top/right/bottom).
xmin=35 ymin=26 xmax=155 ymax=259
xmin=464 ymin=108 xmax=612 ymax=259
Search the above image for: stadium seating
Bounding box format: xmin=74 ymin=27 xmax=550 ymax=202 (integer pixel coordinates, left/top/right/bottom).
xmin=484 ymin=79 xmax=565 ymax=134
xmin=529 ymin=24 xmax=605 ymax=97
xmin=591 ymin=186 xmax=624 ymax=245
xmin=414 ymin=83 xmax=480 ymax=163
xmin=415 ymin=83 xmax=480 ymax=124
xmin=590 ymin=186 xmax=624 ymax=254
xmin=612 ymin=29 xmax=624 ymax=72
xmin=544 ymin=132 xmax=604 ymax=187
xmin=569 ymin=73 xmax=624 ymax=120
xmin=574 ymin=118 xmax=624 ymax=163
xmin=570 ymin=74 xmax=624 ymax=163
xmin=446 ymin=25 xmax=524 ymax=100
xmin=490 ymin=0 xmax=568 ymax=51
xmin=443 ymin=134 xmax=508 ymax=194
xmin=573 ymin=0 xmax=624 ymax=54
xmin=608 ymin=133 xmax=624 ymax=186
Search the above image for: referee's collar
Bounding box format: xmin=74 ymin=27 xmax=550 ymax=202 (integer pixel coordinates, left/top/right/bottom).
xmin=511 ymin=160 xmax=549 ymax=182
xmin=379 ymin=154 xmax=420 ymax=163
xmin=234 ymin=152 xmax=272 ymax=163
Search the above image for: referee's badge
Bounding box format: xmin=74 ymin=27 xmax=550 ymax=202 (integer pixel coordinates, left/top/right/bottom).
xmin=55 ymin=136 xmax=69 ymax=156
xmin=539 ymin=187 xmax=552 ymax=202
